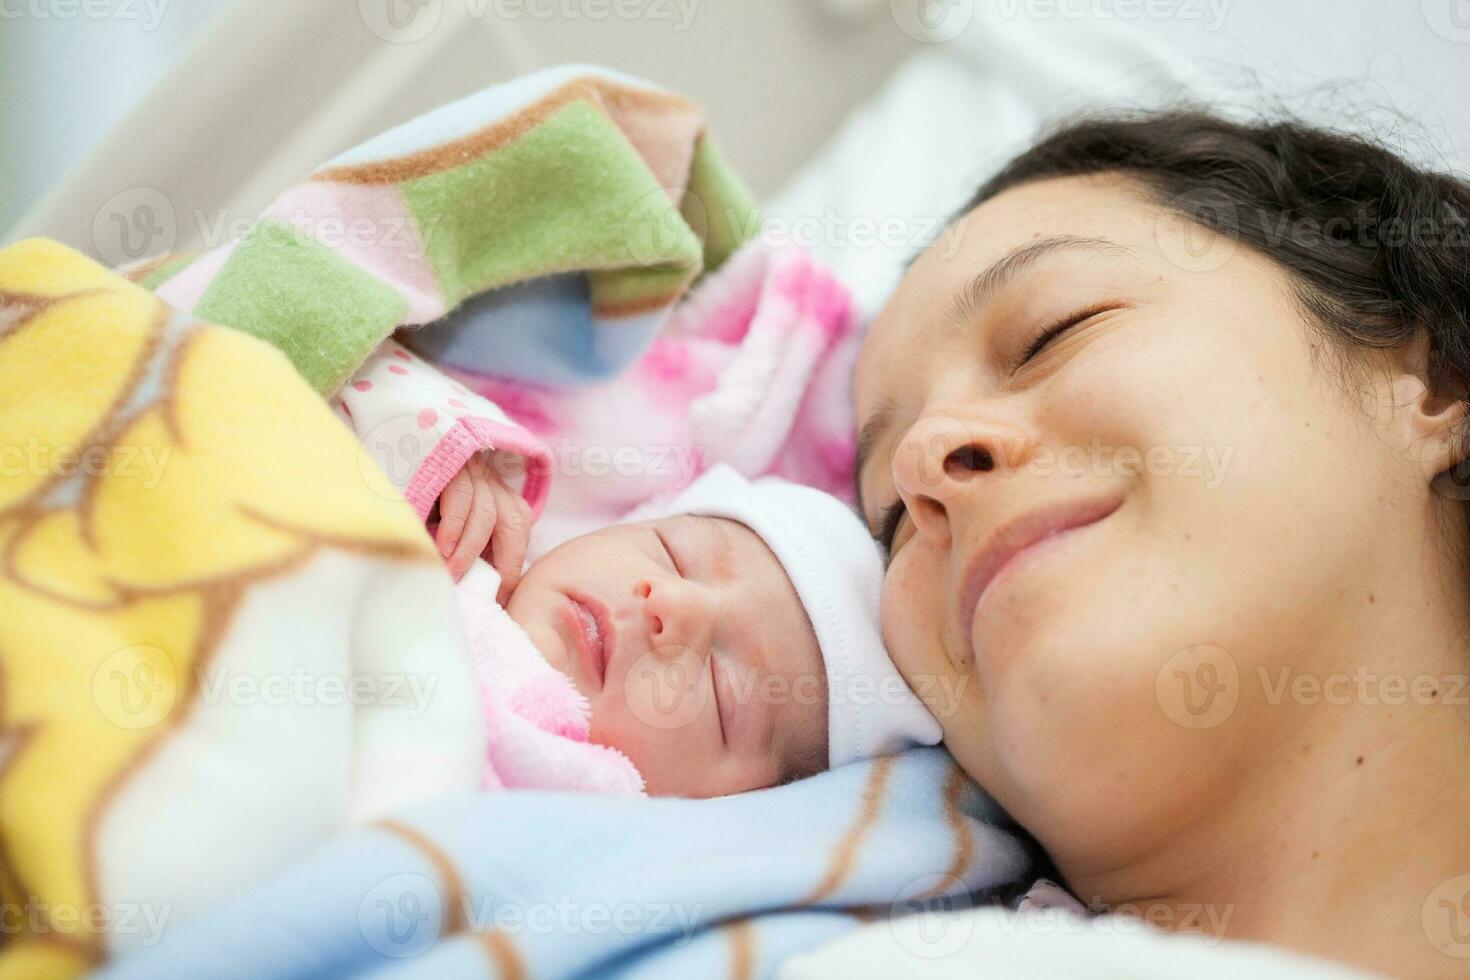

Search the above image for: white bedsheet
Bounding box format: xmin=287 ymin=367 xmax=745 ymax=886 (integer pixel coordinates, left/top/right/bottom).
xmin=769 ymin=1 xmax=1470 ymax=317
xmin=777 ymin=904 xmax=1377 ymax=979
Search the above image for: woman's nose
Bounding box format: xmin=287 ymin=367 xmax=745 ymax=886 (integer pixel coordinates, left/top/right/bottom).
xmin=890 ymin=410 xmax=1034 ymax=544
xmin=635 ymin=576 xmax=715 ymax=657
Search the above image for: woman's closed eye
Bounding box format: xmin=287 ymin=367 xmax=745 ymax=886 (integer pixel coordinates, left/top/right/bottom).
xmin=871 ymin=302 xmax=1129 ymax=558
xmin=1015 ymin=302 xmax=1125 ymax=369
xmin=875 ymin=497 xmax=908 ymax=559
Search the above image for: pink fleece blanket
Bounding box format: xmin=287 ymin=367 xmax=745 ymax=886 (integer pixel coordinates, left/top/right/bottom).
xmin=447 ymin=240 xmax=860 ymax=554
xmin=340 ymin=238 xmax=860 ymax=554
xmin=455 ymin=562 xmax=644 ymax=794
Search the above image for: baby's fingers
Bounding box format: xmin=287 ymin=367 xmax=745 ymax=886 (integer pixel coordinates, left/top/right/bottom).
xmin=435 ymin=466 xmax=475 ymax=559
xmin=447 ymin=473 xmax=497 ymax=582
xmin=488 ymin=484 xmax=532 ymax=606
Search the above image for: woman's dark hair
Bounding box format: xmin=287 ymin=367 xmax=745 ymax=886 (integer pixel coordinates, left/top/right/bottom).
xmin=964 ymin=110 xmax=1470 ymax=447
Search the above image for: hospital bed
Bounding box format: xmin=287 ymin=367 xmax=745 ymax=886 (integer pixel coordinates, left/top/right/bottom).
xmin=8 ymin=2 xmax=1470 ymax=976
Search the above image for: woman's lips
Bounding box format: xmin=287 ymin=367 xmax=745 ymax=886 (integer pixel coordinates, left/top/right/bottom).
xmin=564 ymin=592 xmax=614 ymax=691
xmin=958 ymin=493 xmax=1124 ymax=638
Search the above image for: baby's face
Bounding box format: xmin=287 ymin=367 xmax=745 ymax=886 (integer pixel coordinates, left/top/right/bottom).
xmin=505 ymin=515 xmax=828 ymax=797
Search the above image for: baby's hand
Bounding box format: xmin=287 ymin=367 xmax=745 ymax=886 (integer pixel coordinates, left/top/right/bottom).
xmin=434 ymin=453 xmax=533 ymax=600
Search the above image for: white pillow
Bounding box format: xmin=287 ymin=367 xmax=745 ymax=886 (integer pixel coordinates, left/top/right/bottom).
xmin=778 ymin=904 xmax=1374 ymax=979
xmin=769 ymin=3 xmax=1470 ymax=317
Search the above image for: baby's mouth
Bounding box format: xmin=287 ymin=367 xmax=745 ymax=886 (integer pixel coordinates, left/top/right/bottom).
xmin=564 ymin=593 xmax=611 ymax=691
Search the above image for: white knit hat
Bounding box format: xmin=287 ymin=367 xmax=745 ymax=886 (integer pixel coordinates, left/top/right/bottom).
xmin=630 ymin=464 xmax=942 ymax=769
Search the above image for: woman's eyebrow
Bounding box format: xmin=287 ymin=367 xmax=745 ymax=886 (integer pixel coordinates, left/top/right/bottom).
xmin=944 ymin=234 xmax=1133 ymax=331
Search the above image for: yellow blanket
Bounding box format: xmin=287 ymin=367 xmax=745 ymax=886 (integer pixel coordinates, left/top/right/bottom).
xmin=0 ymin=239 xmax=483 ymax=977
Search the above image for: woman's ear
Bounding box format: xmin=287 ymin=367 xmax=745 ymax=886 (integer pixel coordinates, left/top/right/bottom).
xmin=1399 ymin=384 xmax=1470 ymax=487
xmin=1411 ymin=393 xmax=1470 ymax=486
xmin=1389 ymin=334 xmax=1470 ymax=484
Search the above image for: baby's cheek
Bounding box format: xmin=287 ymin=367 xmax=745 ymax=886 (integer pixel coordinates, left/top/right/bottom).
xmin=879 ymin=549 xmax=953 ymax=683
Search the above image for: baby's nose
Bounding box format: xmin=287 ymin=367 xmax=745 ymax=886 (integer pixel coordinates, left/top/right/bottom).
xmin=635 ymin=577 xmax=715 ymax=654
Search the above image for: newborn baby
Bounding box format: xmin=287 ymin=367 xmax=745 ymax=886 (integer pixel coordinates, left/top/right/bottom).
xmin=455 ymin=463 xmax=942 ymax=798
xmin=334 ymin=341 xmax=940 ymax=797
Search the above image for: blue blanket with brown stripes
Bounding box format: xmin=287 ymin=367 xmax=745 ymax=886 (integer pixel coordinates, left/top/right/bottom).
xmin=94 ymin=748 xmax=1033 ymax=979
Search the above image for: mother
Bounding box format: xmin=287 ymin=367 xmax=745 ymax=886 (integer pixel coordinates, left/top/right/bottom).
xmin=853 ymin=110 xmax=1470 ymax=978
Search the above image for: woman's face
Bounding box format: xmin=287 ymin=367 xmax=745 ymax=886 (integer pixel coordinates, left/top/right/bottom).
xmin=854 ymin=174 xmax=1449 ymax=873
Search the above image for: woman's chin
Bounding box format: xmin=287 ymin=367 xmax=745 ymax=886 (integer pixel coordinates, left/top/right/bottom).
xmin=980 ymin=643 xmax=1237 ymax=862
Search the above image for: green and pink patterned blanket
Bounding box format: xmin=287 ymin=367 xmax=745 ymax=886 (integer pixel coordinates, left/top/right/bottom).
xmin=133 ymin=64 xmax=758 ymax=395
